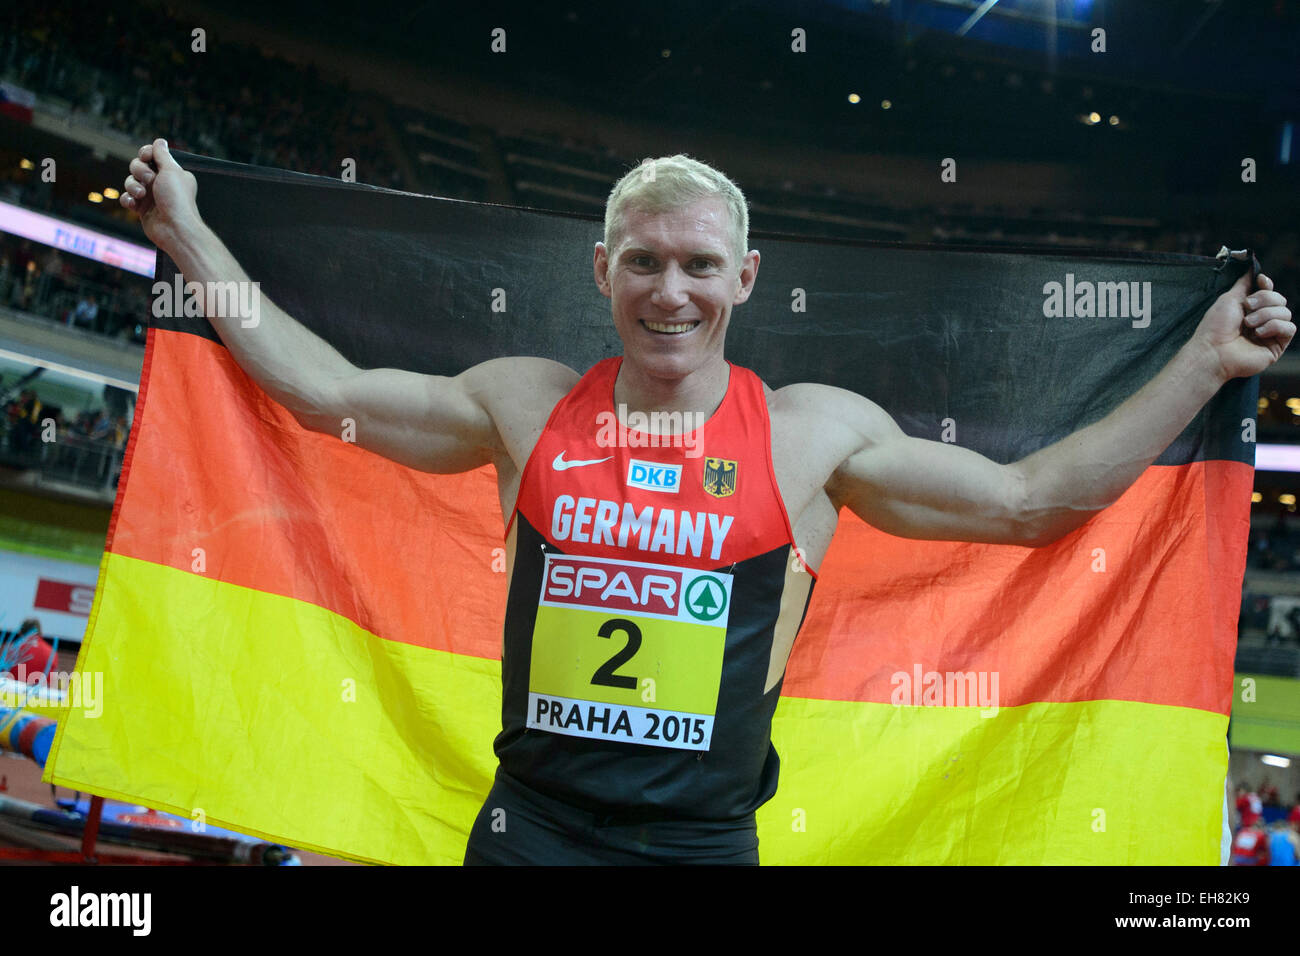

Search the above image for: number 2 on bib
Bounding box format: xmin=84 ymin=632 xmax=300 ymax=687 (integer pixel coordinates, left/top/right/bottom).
xmin=526 ymin=553 xmax=732 ymax=751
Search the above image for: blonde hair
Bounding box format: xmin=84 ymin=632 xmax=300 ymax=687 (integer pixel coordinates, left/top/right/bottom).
xmin=603 ymin=154 xmax=749 ymax=269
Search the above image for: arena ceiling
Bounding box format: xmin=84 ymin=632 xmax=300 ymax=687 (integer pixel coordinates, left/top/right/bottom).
xmin=184 ymin=0 xmax=1296 ymax=170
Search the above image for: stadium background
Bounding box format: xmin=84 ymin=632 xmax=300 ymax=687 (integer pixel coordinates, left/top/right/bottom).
xmin=0 ymin=0 xmax=1297 ymax=864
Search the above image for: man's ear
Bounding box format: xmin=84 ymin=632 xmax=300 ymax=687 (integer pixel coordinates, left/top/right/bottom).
xmin=593 ymin=242 xmax=612 ymax=298
xmin=733 ymin=249 xmax=760 ymax=305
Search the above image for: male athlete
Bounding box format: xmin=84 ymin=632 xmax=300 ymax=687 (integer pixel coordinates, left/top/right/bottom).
xmin=122 ymin=140 xmax=1292 ymax=864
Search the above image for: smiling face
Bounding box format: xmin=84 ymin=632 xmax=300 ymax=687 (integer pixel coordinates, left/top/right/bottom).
xmin=594 ymin=196 xmax=759 ymax=384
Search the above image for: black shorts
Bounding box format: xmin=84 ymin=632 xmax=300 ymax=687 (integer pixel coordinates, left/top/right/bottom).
xmin=463 ymin=769 xmax=760 ymax=865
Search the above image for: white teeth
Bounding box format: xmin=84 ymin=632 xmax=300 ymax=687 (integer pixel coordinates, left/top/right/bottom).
xmin=644 ymin=320 xmax=699 ymax=334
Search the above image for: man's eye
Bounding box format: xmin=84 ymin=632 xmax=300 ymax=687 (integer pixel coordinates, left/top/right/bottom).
xmin=691 ymin=260 xmax=714 ymax=270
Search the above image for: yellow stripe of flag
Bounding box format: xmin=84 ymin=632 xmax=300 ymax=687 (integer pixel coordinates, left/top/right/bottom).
xmin=761 ymin=696 xmax=1226 ymax=864
xmin=48 ymin=553 xmax=1227 ymax=864
xmin=47 ymin=553 xmax=500 ymax=865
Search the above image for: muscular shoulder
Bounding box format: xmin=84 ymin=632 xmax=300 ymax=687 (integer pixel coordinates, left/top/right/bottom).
xmin=462 ymin=357 xmax=580 ymax=473
xmin=758 ymin=380 xmax=906 ymax=517
xmin=463 ymin=356 xmax=579 ymax=418
xmin=462 ymin=356 xmax=579 ymax=390
xmin=766 ymin=381 xmax=901 ymax=448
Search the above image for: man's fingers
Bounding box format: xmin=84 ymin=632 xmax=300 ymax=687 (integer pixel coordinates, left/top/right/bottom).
xmin=151 ymin=138 xmax=179 ymax=171
xmin=1246 ymin=291 xmax=1288 ymax=312
xmin=1259 ymin=273 xmax=1275 ymax=292
xmin=1246 ymin=306 xmax=1291 ymax=328
xmin=128 ymin=157 xmax=154 ymax=186
xmin=1252 ymin=319 xmax=1296 ymax=341
xmin=127 ymin=141 xmax=171 ymax=218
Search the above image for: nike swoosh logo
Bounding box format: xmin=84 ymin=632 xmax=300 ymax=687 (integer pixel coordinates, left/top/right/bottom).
xmin=552 ymin=452 xmax=613 ymax=471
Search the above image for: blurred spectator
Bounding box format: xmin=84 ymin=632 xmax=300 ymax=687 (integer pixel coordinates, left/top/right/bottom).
xmin=1236 ymin=786 xmax=1263 ymax=828
xmin=88 ymin=409 xmax=111 ymax=441
xmin=37 ymin=246 xmax=66 ymax=292
xmin=1230 ymin=819 xmax=1270 ymax=865
xmin=1264 ymin=598 xmax=1300 ymax=644
xmin=6 ymin=387 xmax=41 ymax=454
xmin=69 ymin=292 xmax=98 ymax=330
xmin=0 ymin=618 xmax=54 ymax=683
xmin=1266 ymin=820 xmax=1299 ymax=866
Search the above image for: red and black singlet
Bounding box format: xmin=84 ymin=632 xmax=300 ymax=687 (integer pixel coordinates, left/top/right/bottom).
xmin=497 ymin=356 xmax=817 ymax=820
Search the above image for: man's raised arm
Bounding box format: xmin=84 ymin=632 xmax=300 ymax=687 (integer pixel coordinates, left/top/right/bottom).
xmin=1012 ymin=268 xmax=1291 ymax=544
xmin=825 ymin=268 xmax=1292 ymax=548
xmin=122 ymin=138 xmax=539 ymax=474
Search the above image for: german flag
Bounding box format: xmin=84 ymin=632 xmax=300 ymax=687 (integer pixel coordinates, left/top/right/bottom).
xmin=45 ymin=154 xmax=1256 ymax=864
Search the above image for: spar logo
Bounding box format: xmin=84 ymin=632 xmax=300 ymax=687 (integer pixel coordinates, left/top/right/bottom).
xmin=544 ymin=556 xmax=680 ymax=616
xmin=683 ymin=575 xmax=727 ymax=621
xmin=540 ymin=554 xmax=731 ymax=624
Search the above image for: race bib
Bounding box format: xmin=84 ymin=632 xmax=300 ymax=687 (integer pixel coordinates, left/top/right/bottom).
xmin=527 ymin=552 xmax=732 ymax=751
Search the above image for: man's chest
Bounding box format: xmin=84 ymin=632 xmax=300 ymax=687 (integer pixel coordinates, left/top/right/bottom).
xmin=497 ymin=398 xmax=848 ymax=574
xmin=521 ymin=441 xmax=777 ymax=561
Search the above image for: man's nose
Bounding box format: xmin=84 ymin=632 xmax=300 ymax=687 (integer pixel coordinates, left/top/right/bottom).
xmin=651 ymin=263 xmax=689 ymax=308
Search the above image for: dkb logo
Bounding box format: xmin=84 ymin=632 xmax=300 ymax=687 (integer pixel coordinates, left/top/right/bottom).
xmin=627 ymin=459 xmax=682 ymax=494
